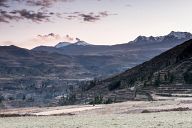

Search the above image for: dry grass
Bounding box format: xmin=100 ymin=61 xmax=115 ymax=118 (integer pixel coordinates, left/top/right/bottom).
xmin=1 ymin=98 xmax=192 ymax=128
xmin=0 ymin=111 xmax=192 ymax=128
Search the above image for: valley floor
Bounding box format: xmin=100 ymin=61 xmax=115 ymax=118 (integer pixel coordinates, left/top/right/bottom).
xmin=0 ymin=97 xmax=192 ymax=128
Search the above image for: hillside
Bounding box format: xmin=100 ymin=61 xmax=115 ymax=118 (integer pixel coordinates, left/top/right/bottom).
xmin=107 ymin=39 xmax=192 ymax=83
xmin=82 ymin=39 xmax=192 ymax=103
xmin=0 ymin=46 xmax=92 ymax=108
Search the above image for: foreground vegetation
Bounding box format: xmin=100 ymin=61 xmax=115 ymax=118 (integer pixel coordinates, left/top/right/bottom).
xmin=0 ymin=111 xmax=192 ymax=128
xmin=1 ymin=99 xmax=192 ymax=128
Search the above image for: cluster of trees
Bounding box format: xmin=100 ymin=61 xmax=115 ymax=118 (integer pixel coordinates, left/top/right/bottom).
xmin=0 ymin=95 xmax=4 ymax=104
xmin=154 ymin=72 xmax=175 ymax=87
xmin=184 ymin=72 xmax=192 ymax=84
xmin=89 ymin=96 xmax=114 ymax=105
xmin=58 ymin=94 xmax=77 ymax=106
xmin=79 ymin=79 xmax=102 ymax=91
xmin=108 ymin=81 xmax=121 ymax=91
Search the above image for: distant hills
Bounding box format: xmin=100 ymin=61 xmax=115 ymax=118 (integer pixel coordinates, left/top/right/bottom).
xmin=33 ymin=31 xmax=192 ymax=77
xmin=0 ymin=31 xmax=192 ymax=108
xmin=34 ymin=31 xmax=192 ymax=55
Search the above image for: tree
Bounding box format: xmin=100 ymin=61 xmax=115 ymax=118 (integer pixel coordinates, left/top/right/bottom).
xmin=104 ymin=98 xmax=113 ymax=104
xmin=170 ymin=74 xmax=175 ymax=83
xmin=0 ymin=95 xmax=4 ymax=103
xmin=108 ymin=81 xmax=121 ymax=91
xmin=184 ymin=72 xmax=192 ymax=84
xmin=89 ymin=95 xmax=103 ymax=105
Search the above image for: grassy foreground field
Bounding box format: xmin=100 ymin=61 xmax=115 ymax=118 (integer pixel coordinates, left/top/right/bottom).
xmin=1 ymin=99 xmax=192 ymax=128
xmin=0 ymin=111 xmax=192 ymax=128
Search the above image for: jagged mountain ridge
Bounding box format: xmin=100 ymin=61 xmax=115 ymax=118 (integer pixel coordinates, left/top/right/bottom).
xmin=33 ymin=31 xmax=192 ymax=57
xmin=32 ymin=31 xmax=192 ymax=78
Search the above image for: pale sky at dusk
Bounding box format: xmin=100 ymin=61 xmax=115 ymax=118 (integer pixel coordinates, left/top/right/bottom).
xmin=0 ymin=0 xmax=192 ymax=49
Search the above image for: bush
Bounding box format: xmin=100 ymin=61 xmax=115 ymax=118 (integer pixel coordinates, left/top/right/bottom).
xmin=184 ymin=72 xmax=192 ymax=84
xmin=154 ymin=79 xmax=160 ymax=87
xmin=0 ymin=95 xmax=4 ymax=103
xmin=104 ymin=98 xmax=113 ymax=104
xmin=58 ymin=94 xmax=77 ymax=106
xmin=89 ymin=97 xmax=114 ymax=105
xmin=141 ymin=110 xmax=151 ymax=113
xmin=108 ymin=81 xmax=121 ymax=91
xmin=85 ymin=80 xmax=97 ymax=91
xmin=170 ymin=74 xmax=175 ymax=83
xmin=89 ymin=96 xmax=103 ymax=105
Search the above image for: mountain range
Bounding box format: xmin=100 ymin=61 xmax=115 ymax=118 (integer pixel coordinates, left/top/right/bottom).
xmin=0 ymin=31 xmax=192 ymax=108
xmin=33 ymin=31 xmax=192 ymax=77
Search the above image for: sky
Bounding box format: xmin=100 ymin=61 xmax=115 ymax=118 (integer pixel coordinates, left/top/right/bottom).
xmin=0 ymin=0 xmax=192 ymax=49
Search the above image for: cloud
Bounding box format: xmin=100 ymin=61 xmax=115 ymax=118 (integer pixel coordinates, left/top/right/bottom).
xmin=0 ymin=0 xmax=74 ymax=8
xmin=25 ymin=0 xmax=74 ymax=8
xmin=79 ymin=14 xmax=100 ymax=22
xmin=65 ymin=34 xmax=74 ymax=41
xmin=0 ymin=41 xmax=15 ymax=46
xmin=0 ymin=0 xmax=69 ymax=23
xmin=0 ymin=0 xmax=9 ymax=7
xmin=37 ymin=33 xmax=61 ymax=39
xmin=0 ymin=9 xmax=20 ymax=23
xmin=0 ymin=0 xmax=118 ymax=23
xmin=65 ymin=11 xmax=116 ymax=22
xmin=14 ymin=9 xmax=50 ymax=22
xmin=0 ymin=9 xmax=50 ymax=23
xmin=125 ymin=4 xmax=132 ymax=7
xmin=19 ymin=33 xmax=75 ymax=48
xmin=31 ymin=33 xmax=75 ymax=43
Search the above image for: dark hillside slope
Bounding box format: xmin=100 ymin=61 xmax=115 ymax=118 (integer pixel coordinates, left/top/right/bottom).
xmin=81 ymin=39 xmax=192 ymax=103
xmin=106 ymin=39 xmax=192 ymax=84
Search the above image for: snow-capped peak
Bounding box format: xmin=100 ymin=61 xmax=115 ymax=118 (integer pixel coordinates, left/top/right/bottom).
xmin=74 ymin=40 xmax=91 ymax=46
xmin=55 ymin=42 xmax=71 ymax=48
xmin=133 ymin=35 xmax=164 ymax=43
xmin=72 ymin=38 xmax=91 ymax=46
xmin=168 ymin=31 xmax=192 ymax=39
xmin=131 ymin=31 xmax=192 ymax=44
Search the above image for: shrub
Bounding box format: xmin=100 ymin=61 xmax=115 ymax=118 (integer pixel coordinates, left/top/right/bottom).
xmin=85 ymin=80 xmax=97 ymax=91
xmin=108 ymin=81 xmax=121 ymax=91
xmin=0 ymin=95 xmax=4 ymax=103
xmin=58 ymin=94 xmax=77 ymax=106
xmin=104 ymin=98 xmax=113 ymax=104
xmin=184 ymin=72 xmax=192 ymax=84
xmin=141 ymin=110 xmax=151 ymax=113
xmin=89 ymin=96 xmax=103 ymax=105
xmin=170 ymin=74 xmax=175 ymax=83
xmin=154 ymin=79 xmax=160 ymax=87
xmin=89 ymin=97 xmax=115 ymax=105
